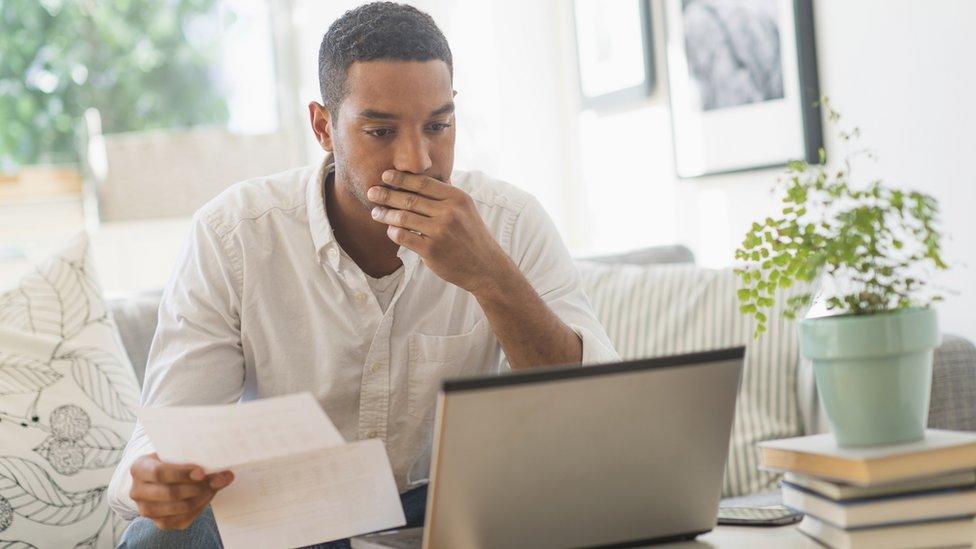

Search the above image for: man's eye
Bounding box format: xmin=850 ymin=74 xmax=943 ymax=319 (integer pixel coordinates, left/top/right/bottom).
xmin=427 ymin=123 xmax=452 ymax=132
xmin=366 ymin=128 xmax=394 ymax=137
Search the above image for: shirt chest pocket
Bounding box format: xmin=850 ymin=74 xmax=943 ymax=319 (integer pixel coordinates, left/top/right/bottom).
xmin=406 ymin=319 xmax=496 ymax=420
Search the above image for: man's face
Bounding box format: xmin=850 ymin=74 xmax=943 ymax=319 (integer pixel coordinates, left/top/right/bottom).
xmin=311 ymin=60 xmax=456 ymax=210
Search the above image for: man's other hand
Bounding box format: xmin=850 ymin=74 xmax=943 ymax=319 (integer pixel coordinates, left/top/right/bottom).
xmin=129 ymin=453 xmax=234 ymax=530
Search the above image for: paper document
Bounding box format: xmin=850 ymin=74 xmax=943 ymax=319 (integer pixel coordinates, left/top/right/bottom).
xmin=138 ymin=392 xmax=406 ymax=548
xmin=138 ymin=392 xmax=345 ymax=471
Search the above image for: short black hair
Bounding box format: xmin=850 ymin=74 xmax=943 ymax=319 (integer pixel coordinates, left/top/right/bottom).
xmin=318 ymin=2 xmax=453 ymax=115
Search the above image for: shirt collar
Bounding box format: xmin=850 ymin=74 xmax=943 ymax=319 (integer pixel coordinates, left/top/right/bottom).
xmin=306 ymin=154 xmax=337 ymax=267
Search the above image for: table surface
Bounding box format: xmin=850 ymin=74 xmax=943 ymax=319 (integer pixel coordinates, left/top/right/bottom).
xmin=354 ymin=524 xmax=818 ymax=548
xmin=661 ymin=524 xmax=817 ymax=548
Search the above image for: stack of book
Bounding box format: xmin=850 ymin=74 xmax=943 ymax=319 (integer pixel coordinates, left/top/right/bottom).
xmin=759 ymin=429 xmax=976 ymax=548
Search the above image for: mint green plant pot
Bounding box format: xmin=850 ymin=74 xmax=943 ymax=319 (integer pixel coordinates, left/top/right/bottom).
xmin=798 ymin=308 xmax=939 ymax=447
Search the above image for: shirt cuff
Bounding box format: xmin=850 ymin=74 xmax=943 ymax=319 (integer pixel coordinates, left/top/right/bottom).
xmin=108 ymin=424 xmax=157 ymax=521
xmin=571 ymin=324 xmax=620 ymax=365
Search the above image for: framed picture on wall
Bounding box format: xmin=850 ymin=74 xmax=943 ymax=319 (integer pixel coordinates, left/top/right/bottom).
xmin=573 ymin=0 xmax=655 ymax=110
xmin=665 ymin=0 xmax=822 ymax=177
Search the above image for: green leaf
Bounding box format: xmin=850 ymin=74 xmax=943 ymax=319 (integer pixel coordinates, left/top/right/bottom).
xmin=787 ymin=160 xmax=807 ymax=172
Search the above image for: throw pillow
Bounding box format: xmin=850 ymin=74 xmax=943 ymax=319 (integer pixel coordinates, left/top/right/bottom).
xmin=576 ymin=261 xmax=806 ymax=496
xmin=0 ymin=233 xmax=139 ymax=547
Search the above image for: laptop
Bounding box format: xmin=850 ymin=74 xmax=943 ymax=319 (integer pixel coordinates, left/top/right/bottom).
xmin=352 ymin=347 xmax=745 ymax=548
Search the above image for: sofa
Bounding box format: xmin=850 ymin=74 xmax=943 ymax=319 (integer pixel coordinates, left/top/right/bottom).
xmin=107 ymin=244 xmax=976 ymax=496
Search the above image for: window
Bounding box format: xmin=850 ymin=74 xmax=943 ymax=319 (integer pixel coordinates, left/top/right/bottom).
xmin=0 ymin=0 xmax=279 ymax=171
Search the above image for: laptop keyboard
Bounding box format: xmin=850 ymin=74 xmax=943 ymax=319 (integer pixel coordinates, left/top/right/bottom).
xmin=351 ymin=527 xmax=424 ymax=548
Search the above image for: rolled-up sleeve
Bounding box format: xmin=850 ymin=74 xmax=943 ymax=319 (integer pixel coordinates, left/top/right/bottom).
xmin=507 ymin=195 xmax=619 ymax=366
xmin=108 ymin=211 xmax=246 ymax=519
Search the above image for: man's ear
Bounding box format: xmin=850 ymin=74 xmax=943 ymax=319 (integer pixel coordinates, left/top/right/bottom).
xmin=308 ymin=101 xmax=334 ymax=152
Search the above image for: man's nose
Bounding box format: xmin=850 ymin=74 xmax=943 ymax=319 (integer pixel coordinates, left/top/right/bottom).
xmin=392 ymin=129 xmax=433 ymax=175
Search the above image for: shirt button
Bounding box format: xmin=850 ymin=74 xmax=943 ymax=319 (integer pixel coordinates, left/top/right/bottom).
xmin=365 ymin=430 xmax=378 ymax=439
xmin=355 ymin=292 xmax=368 ymax=302
xmin=370 ymin=362 xmax=380 ymax=373
xmin=328 ymin=248 xmax=339 ymax=261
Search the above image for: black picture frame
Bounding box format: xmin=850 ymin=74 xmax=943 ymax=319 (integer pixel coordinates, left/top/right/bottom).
xmin=664 ymin=0 xmax=823 ymax=178
xmin=573 ymin=0 xmax=656 ymax=111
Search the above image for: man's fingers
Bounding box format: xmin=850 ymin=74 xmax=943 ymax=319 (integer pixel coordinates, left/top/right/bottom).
xmin=207 ymin=470 xmax=235 ymax=490
xmin=151 ymin=497 xmax=212 ymax=531
xmin=381 ymin=170 xmax=452 ymax=199
xmin=129 ymin=455 xmax=222 ymax=530
xmin=132 ymin=457 xmax=204 ymax=484
xmin=138 ymin=491 xmax=214 ymax=519
xmin=131 ymin=481 xmax=208 ymax=502
xmin=371 ymin=207 xmax=437 ymax=235
xmin=152 ymin=491 xmax=216 ymax=530
xmin=367 ymin=186 xmax=440 ymax=216
xmin=156 ymin=463 xmax=205 ymax=484
xmin=387 ymin=226 xmax=428 ymax=254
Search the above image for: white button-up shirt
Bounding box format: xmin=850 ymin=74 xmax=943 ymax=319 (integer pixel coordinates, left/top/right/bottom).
xmin=108 ymin=159 xmax=619 ymax=519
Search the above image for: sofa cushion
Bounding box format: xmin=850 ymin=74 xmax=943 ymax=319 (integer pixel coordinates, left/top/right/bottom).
xmin=107 ymin=290 xmax=163 ymax=388
xmin=579 ymin=244 xmax=695 ymax=266
xmin=0 ymin=233 xmax=139 ymax=547
xmin=921 ymin=334 xmax=976 ymax=431
xmin=576 ymin=261 xmax=807 ymax=497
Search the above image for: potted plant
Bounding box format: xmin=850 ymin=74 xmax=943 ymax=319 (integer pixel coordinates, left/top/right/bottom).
xmin=735 ymin=101 xmax=948 ymax=447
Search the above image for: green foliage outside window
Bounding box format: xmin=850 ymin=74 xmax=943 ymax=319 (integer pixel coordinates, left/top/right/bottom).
xmin=0 ymin=0 xmax=229 ymax=171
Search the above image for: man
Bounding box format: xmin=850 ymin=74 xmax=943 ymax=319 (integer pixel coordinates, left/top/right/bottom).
xmin=110 ymin=2 xmax=618 ymax=547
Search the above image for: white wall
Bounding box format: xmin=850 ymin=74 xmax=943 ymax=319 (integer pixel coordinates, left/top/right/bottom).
xmin=577 ymin=0 xmax=975 ymax=340
xmin=811 ymin=0 xmax=975 ymax=341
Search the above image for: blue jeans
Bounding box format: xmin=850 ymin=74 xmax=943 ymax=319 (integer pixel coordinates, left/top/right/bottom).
xmin=119 ymin=484 xmax=428 ymax=549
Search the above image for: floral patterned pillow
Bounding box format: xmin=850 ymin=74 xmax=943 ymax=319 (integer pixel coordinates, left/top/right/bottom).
xmin=0 ymin=233 xmax=140 ymax=548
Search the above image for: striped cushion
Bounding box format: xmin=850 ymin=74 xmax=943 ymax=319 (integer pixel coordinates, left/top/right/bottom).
xmin=576 ymin=261 xmax=805 ymax=496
